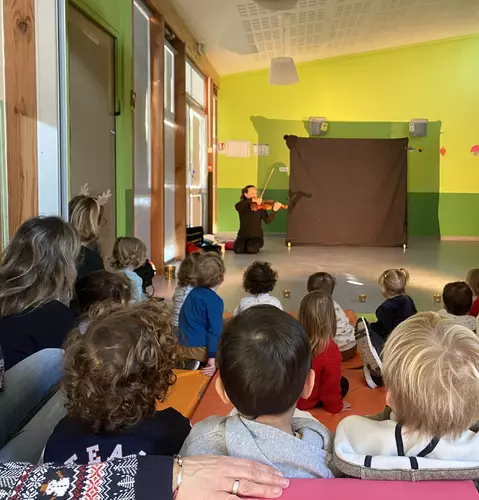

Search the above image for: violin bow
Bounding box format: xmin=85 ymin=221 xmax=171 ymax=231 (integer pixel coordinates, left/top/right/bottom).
xmin=259 ymin=167 xmax=275 ymax=199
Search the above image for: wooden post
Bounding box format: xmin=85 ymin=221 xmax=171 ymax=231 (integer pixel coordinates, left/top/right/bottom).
xmin=150 ymin=14 xmax=165 ymax=273
xmin=173 ymin=39 xmax=186 ymax=260
xmin=4 ymin=0 xmax=38 ymax=236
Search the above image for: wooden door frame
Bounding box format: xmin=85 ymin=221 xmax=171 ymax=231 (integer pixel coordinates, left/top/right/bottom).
xmin=148 ymin=11 xmax=166 ymax=273
xmin=4 ymin=0 xmax=38 ymax=237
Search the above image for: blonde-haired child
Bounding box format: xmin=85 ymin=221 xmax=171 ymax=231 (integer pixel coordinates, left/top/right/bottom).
xmin=467 ymin=269 xmax=479 ymax=317
xmin=355 ymin=268 xmax=416 ymax=389
xmin=334 ymin=312 xmax=479 ymax=480
xmin=69 ymin=195 xmax=104 ymax=279
xmin=297 ymin=291 xmax=350 ymax=414
xmin=111 ymin=237 xmax=147 ymax=302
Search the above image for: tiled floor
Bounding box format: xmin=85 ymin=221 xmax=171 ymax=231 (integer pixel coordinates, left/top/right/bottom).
xmin=155 ymin=236 xmax=479 ymax=314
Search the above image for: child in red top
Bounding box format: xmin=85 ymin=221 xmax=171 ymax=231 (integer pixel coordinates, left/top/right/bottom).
xmin=467 ymin=269 xmax=479 ymax=317
xmin=297 ymin=291 xmax=350 ymax=414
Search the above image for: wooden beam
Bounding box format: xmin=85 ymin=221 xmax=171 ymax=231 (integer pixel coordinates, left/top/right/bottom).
xmin=4 ymin=0 xmax=38 ymax=236
xmin=150 ymin=14 xmax=165 ymax=273
xmin=173 ymin=39 xmax=187 ymax=260
xmin=147 ymin=0 xmax=220 ymax=87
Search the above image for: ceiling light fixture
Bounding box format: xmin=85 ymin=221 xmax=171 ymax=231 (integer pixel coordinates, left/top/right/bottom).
xmin=255 ymin=0 xmax=299 ymax=11
xmin=269 ymin=14 xmax=299 ymax=85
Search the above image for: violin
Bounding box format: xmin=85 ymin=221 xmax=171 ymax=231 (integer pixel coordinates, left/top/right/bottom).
xmin=249 ymin=166 xmax=289 ymax=212
xmin=250 ymin=200 xmax=288 ymax=212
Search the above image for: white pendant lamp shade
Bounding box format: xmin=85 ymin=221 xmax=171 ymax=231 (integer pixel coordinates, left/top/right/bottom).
xmin=269 ymin=56 xmax=299 ymax=85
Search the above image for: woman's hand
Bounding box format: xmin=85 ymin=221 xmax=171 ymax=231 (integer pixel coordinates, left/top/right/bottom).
xmin=176 ymin=455 xmax=289 ymax=500
xmin=273 ymin=202 xmax=282 ymax=212
xmin=252 ymin=197 xmax=263 ymax=205
xmin=201 ymin=358 xmax=217 ymax=377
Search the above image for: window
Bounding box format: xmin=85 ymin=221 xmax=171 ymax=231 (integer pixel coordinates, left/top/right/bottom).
xmin=164 ymin=44 xmax=175 ymax=119
xmin=164 ymin=43 xmax=176 ymax=262
xmin=186 ymin=61 xmax=205 ymax=107
xmin=133 ymin=0 xmax=152 ymax=255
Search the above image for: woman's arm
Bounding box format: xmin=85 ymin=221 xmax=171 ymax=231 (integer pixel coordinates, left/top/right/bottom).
xmin=235 ymin=198 xmax=252 ymax=212
xmin=0 ymin=456 xmax=288 ymax=500
xmin=262 ymin=209 xmax=277 ymax=224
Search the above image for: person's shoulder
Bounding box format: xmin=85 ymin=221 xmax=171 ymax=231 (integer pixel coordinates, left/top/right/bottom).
xmin=180 ymin=416 xmax=227 ymax=455
xmin=34 ymin=301 xmax=75 ymax=321
xmin=152 ymin=408 xmax=190 ymax=427
xmin=335 ymin=414 xmax=393 ymax=438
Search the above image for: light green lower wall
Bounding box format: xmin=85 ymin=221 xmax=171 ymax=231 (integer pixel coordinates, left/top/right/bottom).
xmin=218 ymin=189 xmax=479 ymax=238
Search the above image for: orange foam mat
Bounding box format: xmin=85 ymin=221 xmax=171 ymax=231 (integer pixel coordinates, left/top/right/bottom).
xmin=341 ymin=351 xmax=363 ymax=370
xmin=308 ymin=369 xmax=386 ymax=432
xmin=191 ymin=369 xmax=386 ymax=432
xmin=156 ymin=369 xmax=211 ymax=419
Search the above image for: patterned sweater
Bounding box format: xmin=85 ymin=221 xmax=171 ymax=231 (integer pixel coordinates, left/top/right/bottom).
xmin=0 ymin=455 xmax=174 ymax=500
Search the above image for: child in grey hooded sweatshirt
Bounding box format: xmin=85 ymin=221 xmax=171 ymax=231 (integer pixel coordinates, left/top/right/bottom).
xmin=180 ymin=305 xmax=335 ymax=479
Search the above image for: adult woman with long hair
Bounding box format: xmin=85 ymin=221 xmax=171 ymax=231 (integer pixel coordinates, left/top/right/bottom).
xmin=234 ymin=185 xmax=281 ymax=254
xmin=0 ymin=216 xmax=80 ymax=370
xmin=0 ymin=216 xmax=80 ymax=462
xmin=69 ymin=195 xmax=105 ymax=279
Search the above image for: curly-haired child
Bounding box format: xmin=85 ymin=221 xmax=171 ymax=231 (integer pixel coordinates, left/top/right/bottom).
xmin=234 ymin=261 xmax=282 ymax=316
xmin=178 ymin=253 xmax=225 ymax=376
xmin=111 ymin=237 xmax=148 ymax=302
xmin=44 ymin=299 xmax=190 ymax=465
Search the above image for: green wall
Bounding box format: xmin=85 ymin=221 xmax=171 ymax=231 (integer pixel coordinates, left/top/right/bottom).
xmin=71 ymin=0 xmax=133 ymax=236
xmin=218 ymin=36 xmax=479 ymax=237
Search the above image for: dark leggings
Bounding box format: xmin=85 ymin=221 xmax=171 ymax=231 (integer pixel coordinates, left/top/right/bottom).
xmin=234 ymin=237 xmax=264 ymax=254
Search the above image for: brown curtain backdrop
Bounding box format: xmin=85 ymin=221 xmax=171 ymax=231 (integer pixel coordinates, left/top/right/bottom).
xmin=286 ymin=137 xmax=408 ymax=246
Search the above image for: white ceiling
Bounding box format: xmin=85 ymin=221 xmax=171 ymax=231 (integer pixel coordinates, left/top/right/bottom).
xmin=171 ymin=0 xmax=479 ymax=76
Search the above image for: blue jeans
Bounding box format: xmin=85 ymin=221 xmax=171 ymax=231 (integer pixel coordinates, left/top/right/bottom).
xmin=0 ymin=349 xmax=66 ymax=463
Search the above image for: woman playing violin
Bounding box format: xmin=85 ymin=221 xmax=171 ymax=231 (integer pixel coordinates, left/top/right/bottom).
xmin=234 ymin=185 xmax=283 ymax=254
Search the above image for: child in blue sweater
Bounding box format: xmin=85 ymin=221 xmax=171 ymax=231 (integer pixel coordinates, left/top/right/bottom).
xmin=178 ymin=252 xmax=225 ymax=377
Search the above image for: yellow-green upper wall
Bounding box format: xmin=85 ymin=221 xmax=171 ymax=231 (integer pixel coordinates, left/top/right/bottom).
xmin=217 ymin=36 xmax=479 ymax=237
xmin=219 ymin=36 xmax=479 ymax=193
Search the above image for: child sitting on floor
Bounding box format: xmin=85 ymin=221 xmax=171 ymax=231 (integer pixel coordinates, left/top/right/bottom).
xmin=438 ymin=281 xmax=476 ymax=331
xmin=171 ymin=252 xmax=202 ymax=328
xmin=297 ymin=291 xmax=350 ymax=414
xmin=355 ymin=268 xmax=417 ymax=389
xmin=467 ymin=269 xmax=479 ymax=317
xmin=181 ymin=305 xmax=335 ymax=479
xmin=74 ymin=270 xmax=132 ymax=315
xmin=234 ymin=261 xmax=282 ymax=316
xmin=178 ymin=252 xmax=225 ymax=376
xmin=110 ymin=237 xmax=148 ymax=303
xmin=44 ymin=300 xmax=190 ymax=465
xmin=307 ymin=272 xmax=356 ymax=361
xmin=333 ymin=312 xmax=479 ymax=480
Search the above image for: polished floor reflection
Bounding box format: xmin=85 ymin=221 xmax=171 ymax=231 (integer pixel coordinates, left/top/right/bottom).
xmin=155 ymin=236 xmax=479 ymax=314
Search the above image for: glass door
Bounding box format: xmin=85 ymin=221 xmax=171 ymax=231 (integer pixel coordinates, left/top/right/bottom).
xmin=186 ymin=105 xmax=208 ymax=230
xmin=68 ymin=5 xmax=117 ymax=256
